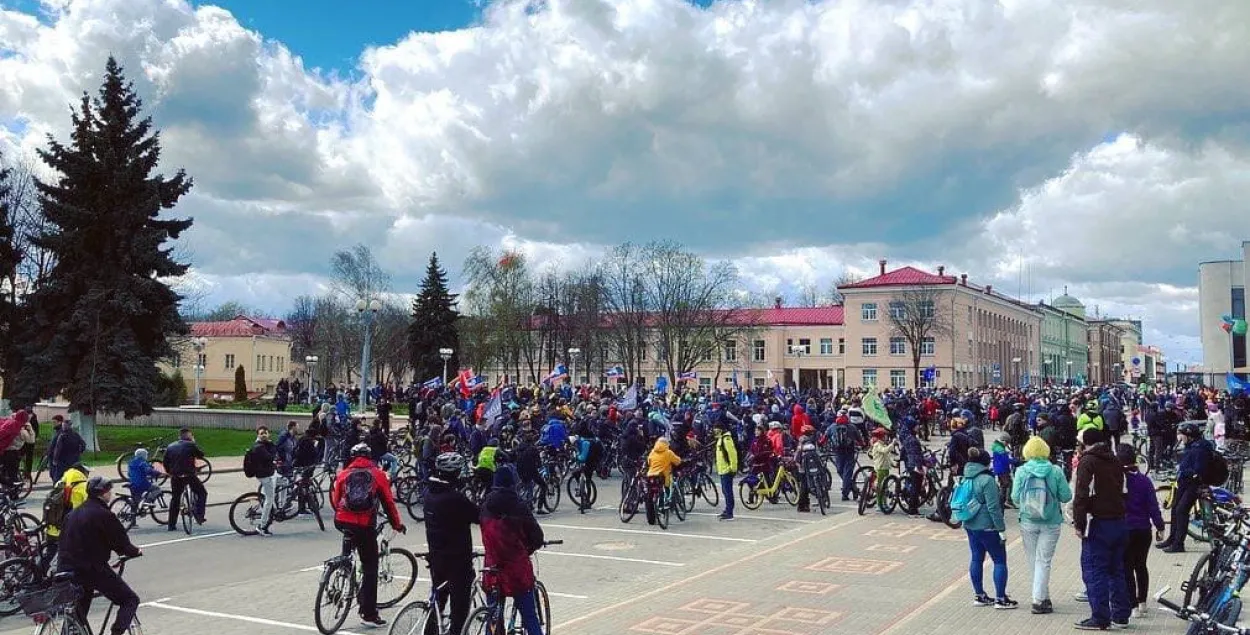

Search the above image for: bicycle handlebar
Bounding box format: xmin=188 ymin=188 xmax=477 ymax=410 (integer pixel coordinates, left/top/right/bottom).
xmin=1155 ymin=586 xmax=1250 ymax=634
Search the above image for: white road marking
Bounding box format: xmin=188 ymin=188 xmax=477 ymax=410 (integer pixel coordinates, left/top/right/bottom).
xmin=137 ymin=530 xmax=235 ymax=548
xmin=543 ymin=550 xmax=684 ymax=567
xmin=145 ymin=601 xmax=365 ymax=634
xmin=684 ymin=511 xmax=816 ymax=523
xmin=547 ymin=591 xmax=590 ymax=599
xmin=539 ymin=523 xmax=758 ymax=542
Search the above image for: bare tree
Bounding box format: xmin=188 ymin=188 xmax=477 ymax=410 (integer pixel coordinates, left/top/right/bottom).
xmin=886 ymin=287 xmax=953 ymax=389
xmin=330 ymin=243 xmax=392 ymax=303
xmin=829 ymin=269 xmax=862 ymax=305
xmin=370 ymin=302 xmax=411 ymax=384
xmin=285 ymin=295 xmax=318 ymax=361
xmin=462 ymin=247 xmax=535 ymax=383
xmin=797 ymin=282 xmax=822 ymax=307
xmin=599 ymin=243 xmax=650 ymax=384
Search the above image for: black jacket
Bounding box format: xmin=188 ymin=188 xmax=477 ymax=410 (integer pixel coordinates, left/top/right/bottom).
xmin=163 ymin=440 xmax=204 ymax=477
xmin=57 ymin=497 xmax=140 ymax=573
xmin=245 ymin=440 xmax=278 ymax=479
xmin=423 ymin=480 xmax=480 ymax=574
xmin=1178 ymin=439 xmax=1215 ymax=486
xmin=1072 ymin=443 xmax=1125 ymax=533
xmin=293 ymin=436 xmax=319 ymax=468
xmin=52 ymin=429 xmax=85 ymax=467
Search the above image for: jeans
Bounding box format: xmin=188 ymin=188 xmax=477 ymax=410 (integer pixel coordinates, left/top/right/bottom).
xmin=1165 ymin=481 xmax=1201 ymax=548
xmin=1081 ymin=518 xmax=1131 ymax=625
xmin=720 ymin=474 xmax=735 ymax=517
xmin=167 ymin=475 xmax=207 ymax=527
xmin=511 ymin=587 xmax=544 ymax=635
xmin=966 ymin=529 xmax=1008 ymax=599
xmin=71 ymin=566 xmax=139 ymax=635
xmin=336 ymin=522 xmax=380 ymax=617
xmin=426 ymin=565 xmax=473 ymax=635
xmin=1019 ymin=522 xmax=1061 ymax=602
xmin=833 ymin=449 xmax=856 ymax=499
xmin=257 ymin=476 xmax=276 ymax=528
xmin=1124 ymin=528 xmax=1153 ymax=606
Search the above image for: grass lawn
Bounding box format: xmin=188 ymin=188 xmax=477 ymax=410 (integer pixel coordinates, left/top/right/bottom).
xmin=34 ymin=425 xmax=256 ymax=466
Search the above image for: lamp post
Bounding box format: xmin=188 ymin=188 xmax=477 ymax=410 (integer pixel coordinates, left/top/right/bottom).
xmin=439 ymin=348 xmax=454 ymax=386
xmin=305 ymin=355 xmax=319 ymax=404
xmin=1066 ymin=360 xmax=1073 ymax=382
xmin=190 ymin=337 xmax=208 ymax=406
xmin=567 ymin=347 xmax=581 ymax=387
xmin=356 ymin=298 xmax=382 ymax=412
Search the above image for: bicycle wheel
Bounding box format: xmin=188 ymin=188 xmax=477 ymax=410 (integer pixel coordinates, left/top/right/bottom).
xmin=852 ymin=465 xmax=875 ymax=499
xmin=196 ymin=458 xmax=214 ymax=484
xmin=1156 ymin=484 xmax=1174 ymax=522
xmin=534 ymin=581 xmax=552 ymax=635
xmin=116 ymin=451 xmax=135 ymax=481
xmin=0 ymin=556 xmax=38 ymax=616
xmin=541 ymin=475 xmax=561 ymax=513
xmin=34 ymin=613 xmax=92 ymax=635
xmin=699 ymin=472 xmax=720 ymax=508
xmin=857 ymin=476 xmax=874 ymax=516
xmin=1188 ymin=499 xmax=1214 ymax=543
xmin=813 ymin=476 xmax=829 ymax=516
xmin=618 ymin=485 xmax=639 ymax=523
xmin=879 ymin=476 xmax=899 ymax=515
xmin=583 ymin=477 xmax=598 ymax=509
xmin=738 ymin=480 xmax=761 ymax=510
xmin=781 ymin=474 xmax=800 ymax=506
xmin=148 ymin=490 xmax=171 ymax=526
xmin=1183 ymin=551 xmax=1216 ymax=609
xmin=377 ymin=547 xmax=419 ymax=608
xmin=110 ymin=495 xmax=138 ymax=531
xmin=461 ymin=606 xmax=500 ymax=635
xmin=229 ymin=492 xmax=264 ymax=536
xmin=315 ymin=560 xmax=354 ymax=635
xmin=387 ymin=600 xmax=431 ymax=635
xmin=657 ymin=495 xmax=669 ymax=530
xmin=180 ymin=491 xmax=193 ymax=535
xmin=304 ymin=488 xmax=326 ymax=532
xmin=672 ymin=487 xmax=686 ymax=522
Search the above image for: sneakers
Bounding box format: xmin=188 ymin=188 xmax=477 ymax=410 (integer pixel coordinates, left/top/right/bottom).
xmin=1031 ymin=599 xmax=1053 ymax=614
xmin=1161 ymin=545 xmax=1186 ymax=553
xmin=995 ymin=597 xmax=1019 ymax=610
xmin=1074 ymin=591 xmax=1088 ymax=602
xmin=1132 ymin=606 xmax=1148 ymax=619
xmin=359 ymin=615 xmax=386 ymax=628
xmin=1074 ymin=618 xmax=1109 ymax=630
xmin=1111 ymin=621 xmax=1129 ymax=630
xmin=972 ymin=594 xmax=994 ymax=607
xmin=717 ymin=514 xmax=734 ymax=521
xmin=258 ymin=525 xmax=272 ymax=536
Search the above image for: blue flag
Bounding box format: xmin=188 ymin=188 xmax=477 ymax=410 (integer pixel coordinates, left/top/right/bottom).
xmin=617 ymin=385 xmax=638 ymax=410
xmin=1229 ymin=373 xmax=1250 ymax=394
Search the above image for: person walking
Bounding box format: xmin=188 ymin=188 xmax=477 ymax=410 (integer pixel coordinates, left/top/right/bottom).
xmin=1010 ymin=436 xmax=1071 ymax=614
xmin=712 ymin=420 xmax=737 ymax=521
xmin=51 ymin=417 xmax=85 ymax=482
xmin=243 ymin=426 xmax=279 ymax=535
xmin=164 ymin=428 xmax=207 ymax=531
xmin=1117 ymin=444 xmax=1164 ymax=618
xmin=1072 ymin=428 xmax=1131 ymax=630
xmin=829 ymin=413 xmax=861 ymax=501
xmin=962 ymin=447 xmax=1018 ymax=610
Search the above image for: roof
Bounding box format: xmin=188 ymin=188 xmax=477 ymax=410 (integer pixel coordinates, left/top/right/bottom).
xmin=190 ymin=315 xmax=287 ymax=338
xmin=838 ymin=266 xmax=957 ymax=289
xmin=1052 ymin=294 xmax=1084 ymax=308
xmin=526 ymin=305 xmax=845 ymax=330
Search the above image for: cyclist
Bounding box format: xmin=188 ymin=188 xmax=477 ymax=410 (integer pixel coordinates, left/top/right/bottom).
xmin=474 ymin=439 xmax=500 ymax=495
xmin=45 ymin=462 xmax=91 ymax=560
xmin=243 ymin=426 xmax=279 ymax=536
xmin=123 ymin=449 xmax=164 ymax=513
xmin=424 ymin=452 xmax=480 ymax=635
xmin=644 ymin=437 xmax=682 ymax=525
xmin=57 ymin=476 xmax=142 ymax=635
xmin=163 ymin=428 xmax=207 ymax=531
xmin=331 ymin=442 xmax=407 ymax=627
xmin=793 ymin=425 xmax=820 ymax=513
xmin=481 ymin=465 xmax=545 ymax=635
xmin=1076 ymin=400 xmax=1104 ymax=433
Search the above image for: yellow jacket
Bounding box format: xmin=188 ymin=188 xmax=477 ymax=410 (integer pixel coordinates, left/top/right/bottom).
xmin=646 ymin=438 xmax=682 ymax=486
xmin=46 ymin=466 xmax=89 ymax=538
xmin=869 ymin=441 xmax=892 ymax=472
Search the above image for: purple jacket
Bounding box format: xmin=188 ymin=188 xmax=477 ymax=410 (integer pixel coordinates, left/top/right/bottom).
xmin=1124 ymin=471 xmax=1164 ymax=531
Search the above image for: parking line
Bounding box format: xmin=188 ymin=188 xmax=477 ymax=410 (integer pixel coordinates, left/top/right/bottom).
xmin=145 ymin=601 xmax=365 ymax=634
xmin=543 ymin=551 xmax=685 ymax=567
xmin=684 ymin=512 xmax=816 ymax=523
xmin=138 ymin=530 xmax=235 ymax=548
xmin=539 ymin=523 xmax=757 ymax=542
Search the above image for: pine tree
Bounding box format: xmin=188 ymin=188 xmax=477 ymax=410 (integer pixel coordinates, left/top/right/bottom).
xmin=234 ymin=365 xmax=247 ymax=402
xmin=10 ymin=57 xmax=193 ymax=418
xmin=408 ymin=252 xmax=460 ymax=382
xmin=0 ymin=156 xmax=15 ymax=390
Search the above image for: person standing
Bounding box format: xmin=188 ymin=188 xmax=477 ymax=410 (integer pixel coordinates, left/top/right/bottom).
xmin=1072 ymin=428 xmax=1131 ymax=630
xmin=829 ymin=413 xmax=861 ymax=502
xmin=1117 ymin=444 xmax=1164 ymax=618
xmin=713 ymin=419 xmax=737 ymax=521
xmin=244 ymin=426 xmax=279 ymax=535
xmin=1157 ymin=422 xmax=1213 ymax=553
xmin=1011 ymin=436 xmax=1071 ymax=614
xmin=163 ymin=428 xmax=207 ymax=531
xmin=423 ymin=452 xmax=480 ymax=635
xmin=21 ymin=406 xmax=37 ymax=480
xmin=330 ymin=443 xmax=406 ymax=628
xmin=961 ymin=448 xmax=1017 ymax=610
xmin=480 ymin=465 xmax=545 ymax=635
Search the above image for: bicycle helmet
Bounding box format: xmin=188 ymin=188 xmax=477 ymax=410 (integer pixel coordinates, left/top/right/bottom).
xmin=86 ymin=475 xmax=113 ymax=497
xmin=350 ymin=443 xmax=372 ymax=458
xmin=1178 ymin=422 xmax=1202 ymax=439
xmin=435 ymin=451 xmax=466 ymax=476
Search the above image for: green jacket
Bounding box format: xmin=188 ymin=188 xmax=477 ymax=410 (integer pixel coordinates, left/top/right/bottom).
xmin=960 ymin=462 xmax=1005 ymax=532
xmin=476 ymin=446 xmax=497 ymax=471
xmin=1077 ymin=413 xmax=1104 ymax=432
xmin=1010 ymin=458 xmax=1073 ymax=525
xmin=714 ymin=432 xmax=737 ymax=475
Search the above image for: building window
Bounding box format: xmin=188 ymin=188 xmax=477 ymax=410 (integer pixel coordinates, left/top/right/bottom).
xmin=724 ymin=341 xmax=736 ymax=362
xmin=752 ymin=339 xmax=766 ymax=362
xmin=819 ymin=338 xmax=834 ymax=355
xmin=1234 ymin=287 xmax=1247 ymax=369
xmin=889 ymin=337 xmax=906 ymax=355
xmin=640 ymin=345 xmax=647 ymax=361
xmin=888 ymin=302 xmax=905 ymax=319
xmin=279 ymin=357 xmax=284 ymax=372
xmin=921 ymin=337 xmax=936 ymax=356
xmin=862 ymin=338 xmax=878 ymax=356
xmin=225 ymin=353 xmax=234 ymax=370
xmin=698 ymin=377 xmax=711 ymax=389
xmin=173 ymin=353 xmax=182 ymax=368
xmin=890 ymin=370 xmax=907 ymax=388
xmin=920 ymin=300 xmax=935 ymax=318
xmin=701 ymin=348 xmax=712 ymax=362
xmin=861 ymin=303 xmax=878 ymax=321
xmin=862 ymin=369 xmax=877 ymax=386
xmin=753 ymin=377 xmax=766 ymax=388
xmin=838 ymin=338 xmax=845 ymax=355
xmin=797 ymin=338 xmax=811 ymax=355
xmin=257 ymin=355 xmax=263 ymax=371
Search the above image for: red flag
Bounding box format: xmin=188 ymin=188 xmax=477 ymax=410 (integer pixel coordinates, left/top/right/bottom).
xmin=457 ymin=369 xmax=473 ymax=398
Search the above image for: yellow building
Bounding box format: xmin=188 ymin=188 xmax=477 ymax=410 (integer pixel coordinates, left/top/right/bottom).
xmin=160 ymin=315 xmax=293 ymax=401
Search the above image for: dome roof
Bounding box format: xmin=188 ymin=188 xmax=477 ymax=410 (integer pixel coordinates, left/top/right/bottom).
xmin=1052 ymin=286 xmax=1084 ymax=308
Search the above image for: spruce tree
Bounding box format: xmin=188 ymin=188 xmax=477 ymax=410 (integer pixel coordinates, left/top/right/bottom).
xmin=0 ymin=156 xmax=15 ymax=390
xmin=408 ymin=252 xmax=460 ymax=381
xmin=11 ymin=57 xmax=193 ymax=418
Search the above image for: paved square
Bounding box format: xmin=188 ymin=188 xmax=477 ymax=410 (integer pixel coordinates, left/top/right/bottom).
xmin=805 ymin=556 xmax=905 ymax=575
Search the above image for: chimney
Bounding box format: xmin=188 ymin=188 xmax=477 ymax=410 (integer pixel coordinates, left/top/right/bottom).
xmin=985 ymin=285 xmax=993 ymax=295
xmin=774 ymin=296 xmax=783 ymax=310
xmin=937 ymin=265 xmax=945 ymax=276
xmin=960 ymin=274 xmax=968 ymax=286
xmin=879 ymin=259 xmax=887 ymax=275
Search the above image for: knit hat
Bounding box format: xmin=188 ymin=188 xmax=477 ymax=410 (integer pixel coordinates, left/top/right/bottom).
xmin=493 ymin=464 xmax=519 ymax=490
xmin=1022 ymin=436 xmax=1050 ymax=461
xmin=1079 ymin=428 xmax=1105 ymax=447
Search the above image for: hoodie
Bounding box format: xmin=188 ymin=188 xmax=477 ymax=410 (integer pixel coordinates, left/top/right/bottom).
xmin=1010 ymin=458 xmax=1072 ymax=525
xmin=789 ymin=405 xmax=812 ymax=440
xmin=480 ymin=465 xmax=545 ymax=595
xmin=646 ymin=438 xmax=682 ymax=486
xmin=1071 ymin=443 xmax=1125 ymax=534
xmin=960 ymin=461 xmax=1005 ymax=532
xmin=1124 ymin=470 xmax=1165 ymax=532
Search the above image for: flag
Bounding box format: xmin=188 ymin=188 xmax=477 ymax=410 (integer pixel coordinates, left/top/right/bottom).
xmin=862 ymin=386 xmax=893 ymax=429
xmin=922 ymin=366 xmax=936 ymax=383
xmin=456 ymin=369 xmax=473 ymax=397
xmin=604 ymin=365 xmax=625 ymax=378
xmin=466 ymin=375 xmax=486 ymax=391
xmin=484 ymin=390 xmax=503 ymax=423
xmin=422 ymin=376 xmax=443 ymax=390
xmin=616 ymin=385 xmax=638 ymax=410
xmin=543 ymin=364 xmax=569 ymax=385
xmin=1229 ymin=373 xmax=1250 ymax=394
xmin=678 ymin=371 xmax=698 ymax=382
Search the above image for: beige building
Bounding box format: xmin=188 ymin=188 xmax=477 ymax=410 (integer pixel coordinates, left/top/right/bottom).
xmin=1087 ymin=320 xmax=1127 ymax=385
xmin=838 ymin=261 xmax=1041 ymax=389
xmin=159 ymin=315 xmax=293 ymax=401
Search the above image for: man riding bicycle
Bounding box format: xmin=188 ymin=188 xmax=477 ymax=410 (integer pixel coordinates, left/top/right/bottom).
xmin=58 ymin=476 xmax=142 ymax=635
xmin=163 ymin=428 xmax=207 ymax=531
xmin=330 ymin=443 xmax=407 ymax=628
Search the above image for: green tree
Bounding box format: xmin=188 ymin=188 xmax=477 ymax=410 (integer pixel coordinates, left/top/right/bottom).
xmin=408 ymin=252 xmax=460 ymax=382
xmin=10 ymin=57 xmax=193 ymax=419
xmin=154 ymin=369 xmax=189 ymax=407
xmin=234 ymin=365 xmax=247 ymax=402
xmin=0 ymin=155 xmax=16 ymax=393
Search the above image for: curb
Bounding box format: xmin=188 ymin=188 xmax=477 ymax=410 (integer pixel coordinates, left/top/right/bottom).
xmin=28 ymin=466 xmax=247 ymax=493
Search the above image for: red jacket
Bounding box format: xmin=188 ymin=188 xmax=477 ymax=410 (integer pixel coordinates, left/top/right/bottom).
xmin=790 ymin=405 xmax=812 ymax=439
xmin=330 ymin=457 xmax=404 ymax=529
xmin=481 ymin=476 xmax=544 ymax=596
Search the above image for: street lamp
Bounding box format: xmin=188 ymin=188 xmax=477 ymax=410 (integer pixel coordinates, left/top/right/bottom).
xmin=190 ymin=337 xmax=208 ymax=406
xmin=356 ymin=298 xmax=382 ymax=412
xmin=439 ymin=348 xmax=454 ymax=386
xmin=1066 ymin=360 xmax=1073 ymax=382
xmin=567 ymin=348 xmax=581 ymax=386
xmin=305 ymin=355 xmax=319 ymax=404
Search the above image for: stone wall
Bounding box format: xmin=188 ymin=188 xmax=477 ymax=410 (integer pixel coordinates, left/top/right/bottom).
xmin=33 ymin=403 xmax=306 ymax=431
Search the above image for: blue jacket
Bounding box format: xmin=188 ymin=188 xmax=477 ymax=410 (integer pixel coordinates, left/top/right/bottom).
xmin=127 ymin=456 xmax=158 ymax=497
xmin=1178 ymin=439 xmax=1215 ymax=485
xmin=540 ymin=420 xmax=569 ymax=448
xmin=1124 ymin=471 xmax=1165 ymax=531
xmin=961 ymin=462 xmax=1005 ymax=532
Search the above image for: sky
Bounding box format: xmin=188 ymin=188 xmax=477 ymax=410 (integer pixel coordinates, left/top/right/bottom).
xmin=1 ymin=0 xmax=1247 ymax=368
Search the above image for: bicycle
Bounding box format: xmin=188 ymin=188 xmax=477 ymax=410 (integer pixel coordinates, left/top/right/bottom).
xmin=857 ymin=470 xmax=896 ymax=515
xmin=676 ymin=462 xmax=719 ymax=511
xmin=388 ymin=551 xmax=486 ymax=635
xmin=229 ymin=472 xmax=326 ymax=535
xmin=565 ymin=465 xmax=597 ymax=514
xmin=314 ymin=520 xmax=418 ymax=634
xmin=738 ymin=462 xmax=799 ymax=510
xmin=1157 ymin=585 xmax=1245 ymax=635
xmin=461 ymin=540 xmax=561 ymax=635
xmin=116 ymin=438 xmax=213 ymax=485
xmin=16 ymin=555 xmax=144 ymax=635
xmin=109 ymin=486 xmax=172 ymax=531
xmin=1157 ymin=481 xmax=1238 ymax=544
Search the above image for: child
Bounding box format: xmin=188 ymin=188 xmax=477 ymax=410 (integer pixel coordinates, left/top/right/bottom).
xmin=1117 ymin=444 xmax=1164 ymax=618
xmin=749 ymin=423 xmax=775 ymax=482
xmin=868 ymin=428 xmax=892 ymax=508
xmin=991 ymin=439 xmax=1014 ymax=509
xmin=126 ymin=448 xmax=165 ymax=507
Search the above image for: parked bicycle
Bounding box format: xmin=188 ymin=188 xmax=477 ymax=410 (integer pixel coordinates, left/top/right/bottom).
xmin=115 ymin=437 xmax=213 ymax=485
xmin=461 ymin=540 xmax=561 ymax=635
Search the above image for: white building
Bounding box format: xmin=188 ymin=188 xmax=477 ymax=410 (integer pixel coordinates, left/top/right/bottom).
xmin=1198 ymin=240 xmax=1249 ymax=388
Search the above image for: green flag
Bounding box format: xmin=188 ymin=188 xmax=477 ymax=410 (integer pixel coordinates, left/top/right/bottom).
xmin=862 ymin=386 xmax=893 ymax=429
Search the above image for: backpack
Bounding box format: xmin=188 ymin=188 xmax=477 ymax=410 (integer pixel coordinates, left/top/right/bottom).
xmin=950 ymin=473 xmax=990 ymax=523
xmin=0 ymin=416 xmax=22 ymax=450
xmin=242 ymin=444 xmax=264 ymax=478
xmin=1203 ymin=451 xmax=1230 ymax=487
xmin=1019 ymin=474 xmax=1050 ymax=522
xmin=42 ymin=481 xmax=72 ymax=530
xmin=342 ymin=467 xmax=379 ymax=512
xmin=832 ymin=425 xmax=855 ymax=451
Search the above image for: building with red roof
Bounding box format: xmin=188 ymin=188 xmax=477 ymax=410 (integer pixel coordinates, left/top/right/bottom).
xmin=160 ymin=315 xmax=293 ymax=400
